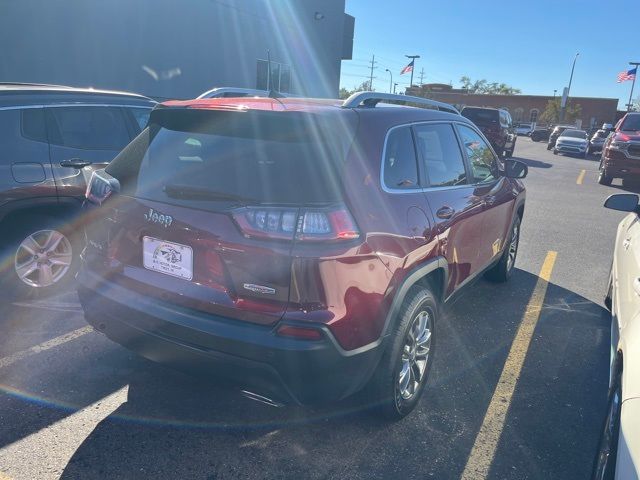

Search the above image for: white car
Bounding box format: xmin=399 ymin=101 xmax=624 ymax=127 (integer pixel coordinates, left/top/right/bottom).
xmin=553 ymin=129 xmax=589 ymax=158
xmin=515 ymin=123 xmax=534 ymax=135
xmin=593 ymin=193 xmax=640 ymax=480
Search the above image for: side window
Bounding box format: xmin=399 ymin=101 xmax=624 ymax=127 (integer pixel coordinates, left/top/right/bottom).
xmin=46 ymin=107 xmax=130 ymax=150
xmin=457 ymin=124 xmax=499 ymax=184
xmin=21 ymin=108 xmax=48 ymax=143
xmin=383 ymin=126 xmax=419 ymax=190
xmin=128 ymin=108 xmax=151 ymax=130
xmin=413 ymin=123 xmax=467 ymax=187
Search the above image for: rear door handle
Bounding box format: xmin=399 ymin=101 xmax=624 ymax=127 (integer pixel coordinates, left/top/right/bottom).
xmin=436 ymin=206 xmax=455 ymax=219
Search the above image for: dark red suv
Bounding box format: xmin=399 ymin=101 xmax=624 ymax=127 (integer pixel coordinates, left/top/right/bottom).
xmin=598 ymin=112 xmax=640 ymax=186
xmin=77 ymin=92 xmax=527 ymax=419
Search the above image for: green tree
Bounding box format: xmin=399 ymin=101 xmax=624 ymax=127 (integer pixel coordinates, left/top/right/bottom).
xmin=539 ymin=99 xmax=582 ymax=124
xmin=339 ymin=80 xmax=372 ymax=99
xmin=459 ymin=76 xmax=521 ymax=95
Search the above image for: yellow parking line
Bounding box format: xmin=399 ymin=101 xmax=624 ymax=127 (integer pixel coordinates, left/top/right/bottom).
xmin=576 ymin=169 xmax=586 ymax=184
xmin=0 ymin=326 xmax=93 ymax=370
xmin=460 ymin=251 xmax=558 ymax=480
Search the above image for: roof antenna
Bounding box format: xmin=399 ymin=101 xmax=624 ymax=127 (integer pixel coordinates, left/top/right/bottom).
xmin=267 ymin=50 xmax=284 ymax=99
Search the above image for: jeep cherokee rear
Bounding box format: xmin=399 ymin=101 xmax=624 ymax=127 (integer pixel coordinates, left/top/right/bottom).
xmin=77 ymin=93 xmax=527 ymax=419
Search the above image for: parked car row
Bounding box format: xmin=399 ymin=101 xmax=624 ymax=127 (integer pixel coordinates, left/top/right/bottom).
xmin=460 ymin=106 xmax=517 ymax=158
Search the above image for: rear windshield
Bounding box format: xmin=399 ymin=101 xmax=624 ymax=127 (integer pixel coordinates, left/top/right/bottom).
xmin=461 ymin=108 xmax=498 ymax=124
xmin=106 ymin=108 xmax=356 ymax=208
xmin=593 ymin=130 xmax=608 ymax=139
xmin=561 ymin=129 xmax=587 ymax=139
xmin=621 ymin=115 xmax=640 ymax=132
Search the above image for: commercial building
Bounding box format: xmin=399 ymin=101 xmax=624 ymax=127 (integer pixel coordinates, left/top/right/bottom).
xmin=407 ymin=84 xmax=618 ymax=129
xmin=0 ymin=0 xmax=354 ymax=99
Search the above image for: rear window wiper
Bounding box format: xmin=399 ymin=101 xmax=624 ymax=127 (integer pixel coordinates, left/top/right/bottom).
xmin=163 ymin=184 xmax=259 ymax=204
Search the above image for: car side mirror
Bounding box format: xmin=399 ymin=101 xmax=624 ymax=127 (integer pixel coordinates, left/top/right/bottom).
xmin=604 ymin=194 xmax=639 ymax=213
xmin=60 ymin=158 xmax=92 ymax=169
xmin=503 ymin=159 xmax=528 ymax=179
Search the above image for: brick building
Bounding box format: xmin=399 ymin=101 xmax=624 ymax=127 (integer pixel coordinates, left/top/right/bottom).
xmin=406 ymin=84 xmax=618 ymax=129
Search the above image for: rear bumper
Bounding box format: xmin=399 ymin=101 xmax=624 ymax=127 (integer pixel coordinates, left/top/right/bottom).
xmin=76 ymin=267 xmax=384 ymax=405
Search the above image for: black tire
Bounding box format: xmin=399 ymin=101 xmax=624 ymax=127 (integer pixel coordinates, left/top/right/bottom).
xmin=547 ymin=144 xmax=553 ymax=150
xmin=553 ymin=149 xmax=558 ymax=155
xmin=485 ymin=215 xmax=521 ymax=283
xmin=368 ymin=285 xmax=437 ymax=420
xmin=598 ymin=163 xmax=613 ymax=186
xmin=591 ymin=363 xmax=622 ymax=480
xmin=0 ymin=214 xmax=81 ymax=299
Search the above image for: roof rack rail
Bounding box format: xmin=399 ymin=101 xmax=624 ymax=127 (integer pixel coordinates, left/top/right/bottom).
xmin=342 ymin=92 xmax=459 ymax=114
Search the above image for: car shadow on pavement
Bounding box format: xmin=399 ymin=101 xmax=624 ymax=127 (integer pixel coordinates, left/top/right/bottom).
xmin=53 ymin=268 xmax=611 ymax=480
xmin=512 ymin=156 xmax=552 ymax=169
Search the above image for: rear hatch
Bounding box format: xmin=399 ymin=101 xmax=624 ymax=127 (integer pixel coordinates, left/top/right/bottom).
xmin=461 ymin=108 xmax=501 ymax=139
xmin=94 ymin=106 xmax=358 ymax=325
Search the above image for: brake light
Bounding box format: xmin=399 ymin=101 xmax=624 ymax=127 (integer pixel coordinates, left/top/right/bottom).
xmin=86 ymin=170 xmax=120 ymax=205
xmin=617 ymin=133 xmax=631 ymax=142
xmin=232 ymin=206 xmax=359 ymax=241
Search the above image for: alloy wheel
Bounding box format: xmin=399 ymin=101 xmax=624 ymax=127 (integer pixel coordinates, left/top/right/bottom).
xmin=397 ymin=310 xmax=433 ymax=401
xmin=14 ymin=229 xmax=73 ymax=288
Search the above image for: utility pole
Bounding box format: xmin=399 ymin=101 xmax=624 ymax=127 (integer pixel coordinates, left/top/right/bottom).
xmin=405 ymin=54 xmax=420 ymax=88
xmin=418 ymin=68 xmax=425 ymax=85
xmin=368 ymin=54 xmax=377 ymax=91
xmin=560 ymin=52 xmax=579 ymax=123
xmin=626 ymin=62 xmax=640 ymax=111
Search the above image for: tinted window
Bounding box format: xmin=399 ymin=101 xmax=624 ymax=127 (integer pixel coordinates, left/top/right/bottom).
xmin=129 ymin=108 xmax=151 ymax=130
xmin=414 ymin=123 xmax=467 ymax=187
xmin=457 ymin=124 xmax=498 ymax=183
xmin=462 ymin=108 xmax=499 ymax=124
xmin=561 ymin=129 xmax=588 ymax=139
xmin=122 ymin=109 xmax=355 ymax=207
xmin=21 ymin=108 xmax=47 ymax=143
xmin=47 ymin=107 xmax=130 ymax=150
xmin=621 ymin=115 xmax=640 ymax=132
xmin=383 ymin=126 xmax=419 ymax=190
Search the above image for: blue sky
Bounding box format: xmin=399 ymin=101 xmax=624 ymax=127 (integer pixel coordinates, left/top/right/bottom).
xmin=341 ymin=0 xmax=640 ymax=108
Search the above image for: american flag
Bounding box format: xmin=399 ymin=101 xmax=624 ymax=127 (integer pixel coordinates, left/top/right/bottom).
xmin=617 ymin=67 xmax=637 ymax=83
xmin=400 ymin=60 xmax=414 ymax=75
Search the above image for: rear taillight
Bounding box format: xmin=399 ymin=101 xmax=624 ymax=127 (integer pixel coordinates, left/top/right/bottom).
xmin=232 ymin=206 xmax=359 ymax=241
xmin=86 ymin=170 xmax=120 ymax=205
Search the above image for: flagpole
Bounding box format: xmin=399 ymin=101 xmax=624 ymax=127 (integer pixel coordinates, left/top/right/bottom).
xmin=405 ymin=54 xmax=420 ymax=88
xmin=627 ymin=62 xmax=640 ymax=112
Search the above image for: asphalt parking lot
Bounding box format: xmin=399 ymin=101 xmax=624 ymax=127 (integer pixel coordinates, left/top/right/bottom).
xmin=0 ymin=138 xmax=629 ymax=480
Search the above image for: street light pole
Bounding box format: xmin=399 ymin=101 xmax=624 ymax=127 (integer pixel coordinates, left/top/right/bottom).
xmin=405 ymin=54 xmax=420 ymax=88
xmin=385 ymin=69 xmax=393 ymax=94
xmin=560 ymin=52 xmax=579 ymax=123
xmin=393 ymin=82 xmax=398 ymax=94
xmin=626 ymin=62 xmax=640 ymax=112
xmin=553 ymin=89 xmax=557 ymax=99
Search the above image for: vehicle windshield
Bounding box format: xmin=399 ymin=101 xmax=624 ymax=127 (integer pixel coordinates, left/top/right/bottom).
xmin=107 ymin=109 xmax=356 ymax=208
xmin=560 ymin=129 xmax=588 ymax=139
xmin=461 ymin=108 xmax=499 ymax=123
xmin=621 ymin=115 xmax=640 ymax=131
